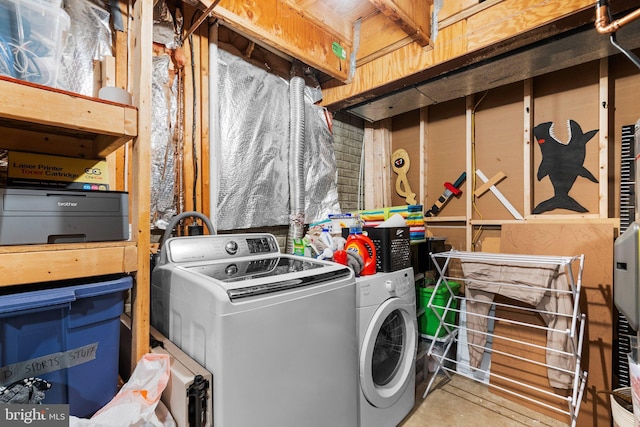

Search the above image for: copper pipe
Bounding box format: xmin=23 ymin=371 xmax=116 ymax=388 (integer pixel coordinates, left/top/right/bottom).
xmin=595 ymin=0 xmax=640 ymax=34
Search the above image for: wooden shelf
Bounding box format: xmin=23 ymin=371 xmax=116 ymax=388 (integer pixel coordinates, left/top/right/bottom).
xmin=470 ymin=219 xmax=524 ymax=225
xmin=0 ymin=77 xmax=137 ymax=159
xmin=0 ymin=241 xmax=138 ymax=286
xmin=424 ymin=216 xmax=467 ymax=223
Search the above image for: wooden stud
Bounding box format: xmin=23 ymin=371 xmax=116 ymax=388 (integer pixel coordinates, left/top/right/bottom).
xmin=114 ymin=1 xmax=132 ymax=195
xmin=379 ymin=118 xmax=393 ymax=207
xmin=208 ymin=23 xmax=220 ymax=226
xmin=523 ymin=78 xmax=533 ymax=217
xmin=420 ymin=106 xmax=428 ymax=206
xmin=466 ymin=95 xmax=473 ymax=251
xmin=198 ymin=9 xmax=210 ymax=220
xmin=183 ymin=5 xmax=197 ymax=216
xmin=363 ymin=124 xmax=375 ymax=209
xmin=599 ymin=57 xmax=609 ymax=217
xmin=101 ymin=55 xmax=118 ymax=190
xmin=92 ymin=61 xmax=101 ymax=98
xmin=101 ymin=56 xmax=117 ymax=88
xmin=129 ymin=0 xmax=153 ymax=369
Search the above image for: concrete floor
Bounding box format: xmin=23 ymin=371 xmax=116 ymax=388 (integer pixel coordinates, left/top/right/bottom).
xmin=399 ymin=373 xmax=570 ymax=427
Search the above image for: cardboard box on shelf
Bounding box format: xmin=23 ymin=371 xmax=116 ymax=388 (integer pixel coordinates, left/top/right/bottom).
xmin=6 ymin=151 xmax=109 ymax=190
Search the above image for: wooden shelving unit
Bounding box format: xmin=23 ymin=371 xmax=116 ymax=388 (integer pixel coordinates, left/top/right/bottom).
xmin=0 ymin=77 xmax=140 ymax=287
xmin=0 ymin=0 xmax=152 ymax=369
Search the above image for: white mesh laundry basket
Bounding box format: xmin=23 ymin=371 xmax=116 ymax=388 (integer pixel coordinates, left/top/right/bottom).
xmin=611 ymin=387 xmax=634 ymax=427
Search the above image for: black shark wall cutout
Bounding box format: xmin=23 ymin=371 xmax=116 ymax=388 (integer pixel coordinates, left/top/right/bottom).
xmin=533 ymin=120 xmax=598 ymax=214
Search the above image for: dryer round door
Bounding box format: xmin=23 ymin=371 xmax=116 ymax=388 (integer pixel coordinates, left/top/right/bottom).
xmin=360 ymin=297 xmax=417 ymax=409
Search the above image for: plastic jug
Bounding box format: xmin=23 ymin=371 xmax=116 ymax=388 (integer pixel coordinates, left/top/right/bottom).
xmin=345 ymin=225 xmax=377 ymax=275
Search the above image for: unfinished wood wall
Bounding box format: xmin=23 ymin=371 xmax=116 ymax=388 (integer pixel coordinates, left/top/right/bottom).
xmin=363 ymin=52 xmax=640 ymax=426
xmin=370 ymin=55 xmax=637 ymax=253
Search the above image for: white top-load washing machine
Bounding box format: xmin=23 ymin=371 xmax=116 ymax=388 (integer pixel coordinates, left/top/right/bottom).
xmin=357 ymin=267 xmax=417 ymax=427
xmin=151 ymin=233 xmax=358 ymax=427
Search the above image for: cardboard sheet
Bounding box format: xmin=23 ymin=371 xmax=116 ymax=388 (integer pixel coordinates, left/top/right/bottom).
xmin=496 ymin=223 xmax=614 ymax=426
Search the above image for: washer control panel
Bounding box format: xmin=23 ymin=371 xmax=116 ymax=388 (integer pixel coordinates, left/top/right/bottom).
xmin=390 ymin=270 xmax=414 ymax=296
xmin=163 ymin=233 xmax=280 ymax=264
xmin=356 ymin=267 xmax=415 ymax=305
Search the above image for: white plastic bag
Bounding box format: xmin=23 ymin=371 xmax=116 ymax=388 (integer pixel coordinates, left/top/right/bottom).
xmin=70 ymin=353 xmax=175 ymax=427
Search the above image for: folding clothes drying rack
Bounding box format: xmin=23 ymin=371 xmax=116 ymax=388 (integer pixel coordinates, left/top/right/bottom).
xmin=422 ymin=250 xmax=588 ymax=427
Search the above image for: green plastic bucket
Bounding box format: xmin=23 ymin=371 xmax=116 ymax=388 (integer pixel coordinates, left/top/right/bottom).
xmin=417 ymin=281 xmax=460 ymax=337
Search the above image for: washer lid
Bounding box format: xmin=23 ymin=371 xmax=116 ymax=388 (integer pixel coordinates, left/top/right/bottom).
xmin=360 ymin=298 xmax=417 ymax=408
xmin=182 ymin=255 xmax=352 ymax=300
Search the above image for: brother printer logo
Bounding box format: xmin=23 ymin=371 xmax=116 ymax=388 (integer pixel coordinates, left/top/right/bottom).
xmin=57 ymin=201 xmax=78 ymax=207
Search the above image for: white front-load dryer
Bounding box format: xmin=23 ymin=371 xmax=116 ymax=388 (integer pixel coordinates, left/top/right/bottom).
xmin=357 ymin=267 xmax=417 ymax=427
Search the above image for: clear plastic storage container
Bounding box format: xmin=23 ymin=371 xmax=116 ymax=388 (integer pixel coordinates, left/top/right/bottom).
xmin=0 ymin=0 xmax=70 ymax=87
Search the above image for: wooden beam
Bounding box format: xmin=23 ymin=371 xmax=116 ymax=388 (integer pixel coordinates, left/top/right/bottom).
xmin=357 ymin=12 xmax=413 ymax=66
xmin=368 ymin=0 xmax=432 ymax=48
xmin=281 ymin=0 xmax=353 ymax=44
xmin=438 ymin=0 xmax=503 ymax=28
xmin=199 ymin=0 xmax=351 ymax=82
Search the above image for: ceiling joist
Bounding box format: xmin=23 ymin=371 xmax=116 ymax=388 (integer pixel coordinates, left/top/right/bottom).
xmin=367 ymin=0 xmax=433 ymax=48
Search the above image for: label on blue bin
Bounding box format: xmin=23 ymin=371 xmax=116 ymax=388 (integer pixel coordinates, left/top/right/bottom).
xmin=0 ymin=343 xmax=98 ymax=387
xmin=1 ymin=404 xmax=69 ymax=426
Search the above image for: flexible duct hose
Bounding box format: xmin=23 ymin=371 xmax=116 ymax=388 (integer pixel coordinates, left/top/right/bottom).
xmin=159 ymin=211 xmax=216 ymax=250
xmin=286 ymin=76 xmax=306 ymax=254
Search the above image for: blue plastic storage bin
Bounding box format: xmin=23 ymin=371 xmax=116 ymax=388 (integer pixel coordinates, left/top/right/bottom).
xmin=0 ymin=275 xmax=132 ymax=417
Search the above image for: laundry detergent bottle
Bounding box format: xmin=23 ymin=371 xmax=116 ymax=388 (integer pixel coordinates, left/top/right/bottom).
xmin=345 ymin=225 xmax=377 ymax=275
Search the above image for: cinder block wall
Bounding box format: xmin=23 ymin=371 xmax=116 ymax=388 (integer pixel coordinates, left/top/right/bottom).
xmin=332 ymin=111 xmax=365 ymax=213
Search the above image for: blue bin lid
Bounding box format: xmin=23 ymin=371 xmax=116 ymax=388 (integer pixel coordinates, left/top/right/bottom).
xmin=0 ymin=276 xmax=132 ymax=316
